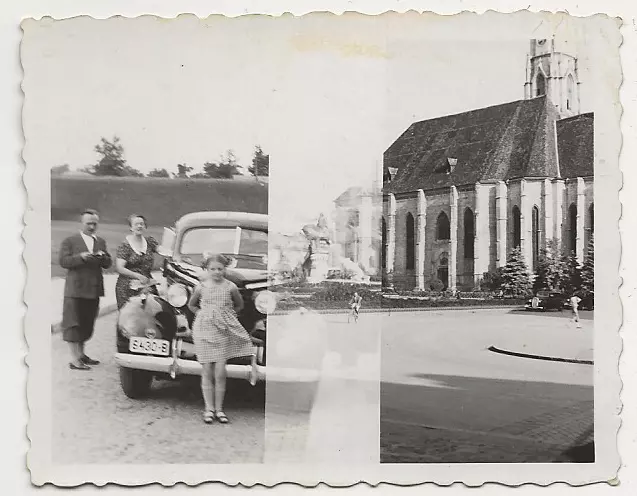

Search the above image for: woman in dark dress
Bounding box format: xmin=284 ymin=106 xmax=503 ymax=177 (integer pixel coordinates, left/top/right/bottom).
xmin=115 ymin=214 xmax=159 ymax=309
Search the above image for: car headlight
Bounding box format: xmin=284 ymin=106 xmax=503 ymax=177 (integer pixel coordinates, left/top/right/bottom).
xmin=254 ymin=290 xmax=277 ymax=314
xmin=167 ymin=283 xmax=189 ymax=308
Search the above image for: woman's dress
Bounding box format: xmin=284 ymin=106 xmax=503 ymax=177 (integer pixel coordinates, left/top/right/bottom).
xmin=193 ymin=279 xmax=255 ymax=364
xmin=115 ymin=236 xmax=158 ymax=309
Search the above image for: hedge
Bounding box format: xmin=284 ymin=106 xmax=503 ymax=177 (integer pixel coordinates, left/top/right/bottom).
xmin=273 ymin=281 xmax=526 ymax=312
xmin=51 ymin=175 xmax=268 ymax=227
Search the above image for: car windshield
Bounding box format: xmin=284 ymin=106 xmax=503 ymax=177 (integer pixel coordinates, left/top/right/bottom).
xmin=178 ymin=227 xmax=268 ymax=268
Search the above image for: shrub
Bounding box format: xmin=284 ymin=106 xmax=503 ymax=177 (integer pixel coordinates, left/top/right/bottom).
xmin=430 ymin=279 xmax=444 ymax=292
xmin=481 ymin=268 xmax=504 ymax=291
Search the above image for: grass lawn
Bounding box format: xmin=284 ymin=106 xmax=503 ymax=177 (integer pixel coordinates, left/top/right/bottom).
xmin=51 ymin=221 xmax=165 ymax=278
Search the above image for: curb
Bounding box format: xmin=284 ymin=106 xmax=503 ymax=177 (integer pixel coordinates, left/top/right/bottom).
xmin=51 ymin=303 xmax=118 ymax=334
xmin=487 ymin=345 xmax=594 ymax=365
xmin=272 ymin=305 xmax=523 ymax=316
xmin=51 ymin=304 xmax=524 ymax=332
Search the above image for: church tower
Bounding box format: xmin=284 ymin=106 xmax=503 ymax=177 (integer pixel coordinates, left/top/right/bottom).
xmin=524 ymin=38 xmax=580 ymax=118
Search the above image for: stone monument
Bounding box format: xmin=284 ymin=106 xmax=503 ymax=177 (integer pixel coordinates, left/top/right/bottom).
xmin=301 ymin=213 xmax=332 ymax=283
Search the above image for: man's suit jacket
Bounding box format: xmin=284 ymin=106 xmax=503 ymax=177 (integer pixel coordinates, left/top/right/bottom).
xmin=59 ymin=233 xmax=112 ymax=299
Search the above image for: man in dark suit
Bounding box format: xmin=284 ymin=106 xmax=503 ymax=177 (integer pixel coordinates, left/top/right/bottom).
xmin=59 ymin=209 xmax=112 ymax=370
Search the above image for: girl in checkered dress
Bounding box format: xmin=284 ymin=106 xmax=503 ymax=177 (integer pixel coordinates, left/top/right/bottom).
xmin=188 ymin=253 xmax=255 ymax=424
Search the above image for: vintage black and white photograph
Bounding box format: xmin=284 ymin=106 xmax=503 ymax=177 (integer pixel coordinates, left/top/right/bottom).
xmin=21 ymin=10 xmax=621 ymax=487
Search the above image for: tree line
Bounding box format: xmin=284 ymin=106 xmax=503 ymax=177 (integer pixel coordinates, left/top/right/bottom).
xmin=481 ymin=237 xmax=594 ymax=298
xmin=51 ymin=136 xmax=269 ymax=179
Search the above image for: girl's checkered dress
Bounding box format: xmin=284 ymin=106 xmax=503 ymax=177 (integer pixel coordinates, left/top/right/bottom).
xmin=192 ymin=279 xmax=255 ymax=364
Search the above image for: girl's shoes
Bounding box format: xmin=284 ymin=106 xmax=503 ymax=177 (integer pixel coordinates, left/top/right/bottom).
xmin=215 ymin=411 xmax=229 ymax=424
xmin=203 ymin=410 xmax=215 ymax=424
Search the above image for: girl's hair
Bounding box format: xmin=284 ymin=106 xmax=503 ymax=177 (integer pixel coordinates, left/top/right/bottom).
xmin=201 ymin=253 xmax=230 ymax=269
xmin=127 ymin=214 xmax=148 ymax=227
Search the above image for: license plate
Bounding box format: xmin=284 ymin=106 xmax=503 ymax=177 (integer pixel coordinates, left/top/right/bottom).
xmin=129 ymin=337 xmax=170 ymax=356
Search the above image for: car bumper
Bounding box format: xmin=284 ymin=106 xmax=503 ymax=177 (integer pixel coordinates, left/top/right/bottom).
xmin=525 ymin=305 xmax=545 ymax=311
xmin=114 ymin=353 xmax=320 ymax=383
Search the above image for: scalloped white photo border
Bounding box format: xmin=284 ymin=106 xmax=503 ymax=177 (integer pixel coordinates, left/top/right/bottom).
xmin=21 ymin=9 xmax=622 ymax=488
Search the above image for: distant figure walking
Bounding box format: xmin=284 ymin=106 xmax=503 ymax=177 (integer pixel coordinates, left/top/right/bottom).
xmin=59 ymin=209 xmax=112 ymax=370
xmin=114 ymin=214 xmax=159 ymax=309
xmin=570 ymin=293 xmax=582 ymax=329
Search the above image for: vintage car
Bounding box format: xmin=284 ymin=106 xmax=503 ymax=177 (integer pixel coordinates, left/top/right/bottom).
xmin=114 ymin=211 xmax=275 ymax=398
xmin=524 ymin=290 xmax=566 ymax=312
xmin=578 ymin=294 xmax=595 ymax=311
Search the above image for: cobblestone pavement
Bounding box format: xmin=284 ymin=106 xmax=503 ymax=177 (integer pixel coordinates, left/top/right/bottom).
xmin=380 ymin=309 xmax=595 ymax=463
xmin=52 ymin=312 xmax=266 ymax=464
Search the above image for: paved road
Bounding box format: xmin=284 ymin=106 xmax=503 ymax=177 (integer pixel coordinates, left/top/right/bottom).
xmin=52 ymin=312 xmax=266 ymax=464
xmin=51 ymin=309 xmax=380 ymax=465
xmin=380 ymin=308 xmax=595 ymax=463
xmin=52 ymin=307 xmax=593 ymax=465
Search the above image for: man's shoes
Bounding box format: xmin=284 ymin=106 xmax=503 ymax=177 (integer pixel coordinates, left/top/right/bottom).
xmin=81 ymin=356 xmax=100 ymax=366
xmin=69 ymin=362 xmax=91 ymax=370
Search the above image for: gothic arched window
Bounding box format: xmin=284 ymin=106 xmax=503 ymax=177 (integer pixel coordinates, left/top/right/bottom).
xmin=406 ymin=213 xmax=415 ymax=270
xmin=567 ymin=74 xmax=575 ymax=110
xmin=569 ymin=204 xmax=578 ymax=254
xmin=536 ymin=73 xmax=546 ymax=97
xmin=436 ymin=212 xmax=450 ymax=240
xmin=381 ymin=217 xmax=387 ymax=270
xmin=512 ymin=206 xmax=521 ymax=249
xmin=532 ymin=206 xmax=540 ymax=271
xmin=464 ymin=208 xmax=474 ymax=259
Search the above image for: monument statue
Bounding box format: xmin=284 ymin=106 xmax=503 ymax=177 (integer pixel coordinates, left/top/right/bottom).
xmin=301 ymin=213 xmax=332 ymax=282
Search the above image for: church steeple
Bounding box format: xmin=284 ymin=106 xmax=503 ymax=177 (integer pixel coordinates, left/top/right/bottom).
xmin=524 ymin=38 xmax=580 ymax=118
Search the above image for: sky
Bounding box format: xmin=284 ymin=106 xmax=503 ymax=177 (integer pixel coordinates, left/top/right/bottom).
xmin=22 ymin=13 xmax=615 ymax=233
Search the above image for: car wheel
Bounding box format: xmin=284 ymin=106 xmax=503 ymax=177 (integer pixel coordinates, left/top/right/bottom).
xmin=119 ymin=367 xmax=153 ymax=399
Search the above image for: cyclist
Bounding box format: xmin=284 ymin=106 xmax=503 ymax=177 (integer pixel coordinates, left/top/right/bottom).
xmin=349 ymin=292 xmax=363 ymax=322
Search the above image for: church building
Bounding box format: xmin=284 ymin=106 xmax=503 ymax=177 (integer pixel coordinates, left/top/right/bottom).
xmin=382 ymin=39 xmax=594 ymax=291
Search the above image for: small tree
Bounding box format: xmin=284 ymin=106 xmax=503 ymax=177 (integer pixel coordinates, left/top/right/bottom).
xmin=248 ymin=145 xmax=270 ymax=177
xmin=533 ymin=238 xmax=568 ymax=293
xmin=580 ymin=237 xmax=594 ymax=297
xmin=90 ymin=136 xmax=142 ymax=176
xmin=174 ymin=163 xmax=193 ymax=178
xmin=500 ymin=247 xmax=531 ymax=297
xmin=148 ymin=168 xmax=170 ymax=178
xmin=93 ymin=136 xmax=125 ymax=175
xmin=201 ymin=150 xmax=242 ymax=179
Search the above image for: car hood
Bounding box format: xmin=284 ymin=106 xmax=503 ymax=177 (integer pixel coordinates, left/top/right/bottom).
xmin=170 ymin=261 xmax=268 ymax=287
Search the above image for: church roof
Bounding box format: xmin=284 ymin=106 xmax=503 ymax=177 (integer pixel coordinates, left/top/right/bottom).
xmin=383 ymin=96 xmax=567 ymax=194
xmin=556 ymin=112 xmax=594 ymax=178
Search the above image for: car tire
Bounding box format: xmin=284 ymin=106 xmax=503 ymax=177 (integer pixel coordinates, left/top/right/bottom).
xmin=119 ymin=367 xmax=153 ymax=399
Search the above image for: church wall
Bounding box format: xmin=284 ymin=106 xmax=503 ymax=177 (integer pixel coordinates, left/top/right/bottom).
xmin=563 ymin=178 xmax=578 ymax=254
xmin=486 ymin=184 xmax=498 ymax=274
xmin=524 ymin=179 xmax=544 ymax=272
xmin=456 ymin=188 xmax=476 ymax=290
xmin=507 ymin=180 xmax=522 ymax=255
xmin=584 ymin=178 xmax=594 ymax=252
xmin=393 ymin=196 xmax=418 ymax=288
xmin=425 ymin=192 xmax=452 ymax=289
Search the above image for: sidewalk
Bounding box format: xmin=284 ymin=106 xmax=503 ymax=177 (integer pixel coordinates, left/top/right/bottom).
xmin=51 ymin=271 xmax=163 ymax=333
